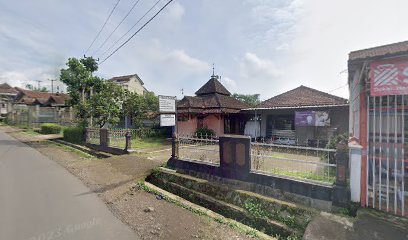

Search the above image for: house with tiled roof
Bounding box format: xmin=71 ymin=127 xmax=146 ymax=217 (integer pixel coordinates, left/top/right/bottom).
xmin=177 ymin=74 xmax=250 ymax=136
xmin=245 ymin=85 xmax=349 ymax=146
xmin=109 ymin=74 xmax=147 ymax=95
xmin=14 ymin=87 xmax=69 ymax=107
xmin=0 ymin=83 xmax=18 ymax=119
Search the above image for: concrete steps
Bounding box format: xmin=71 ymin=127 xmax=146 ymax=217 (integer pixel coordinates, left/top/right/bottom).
xmin=148 ymin=167 xmax=317 ymax=239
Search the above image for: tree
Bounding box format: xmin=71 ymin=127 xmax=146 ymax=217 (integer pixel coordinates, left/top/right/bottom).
xmin=122 ymin=91 xmax=159 ymax=128
xmin=25 ymin=84 xmax=49 ymax=92
xmin=232 ymin=93 xmax=261 ymax=107
xmin=89 ymin=81 xmax=125 ymax=128
xmin=60 ymin=57 xmax=104 ymax=124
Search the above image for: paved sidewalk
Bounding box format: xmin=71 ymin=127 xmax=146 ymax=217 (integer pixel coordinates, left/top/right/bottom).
xmin=304 ymin=208 xmax=408 ymax=240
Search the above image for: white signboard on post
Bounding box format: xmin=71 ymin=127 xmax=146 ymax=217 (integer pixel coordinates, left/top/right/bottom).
xmin=160 ymin=114 xmax=176 ymax=127
xmin=159 ymin=95 xmax=176 ymax=112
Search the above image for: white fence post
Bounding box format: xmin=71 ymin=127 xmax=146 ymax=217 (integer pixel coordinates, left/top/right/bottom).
xmin=349 ymin=142 xmax=362 ymax=203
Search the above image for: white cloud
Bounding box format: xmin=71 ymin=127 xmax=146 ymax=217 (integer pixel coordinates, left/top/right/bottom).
xmin=0 ymin=71 xmax=30 ymax=88
xmin=221 ymin=77 xmax=237 ymax=93
xmin=165 ymin=50 xmax=209 ymax=73
xmin=240 ymin=53 xmax=281 ymax=80
xmin=165 ymin=1 xmax=185 ymax=22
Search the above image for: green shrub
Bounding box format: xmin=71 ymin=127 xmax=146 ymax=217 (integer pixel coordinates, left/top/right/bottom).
xmin=195 ymin=126 xmax=216 ymax=138
xmin=40 ymin=123 xmax=63 ymax=134
xmin=63 ymin=126 xmax=85 ymax=144
xmin=326 ymin=132 xmax=348 ymax=149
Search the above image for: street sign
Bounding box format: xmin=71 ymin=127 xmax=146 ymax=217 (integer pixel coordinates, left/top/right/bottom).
xmin=159 ymin=95 xmax=176 ymax=112
xmin=160 ymin=114 xmax=176 ymax=127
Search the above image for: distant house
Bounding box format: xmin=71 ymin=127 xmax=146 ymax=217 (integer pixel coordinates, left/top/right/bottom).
xmin=14 ymin=87 xmax=69 ymax=107
xmin=177 ymin=74 xmax=250 ymax=136
xmin=0 ymin=83 xmax=18 ymax=119
xmin=109 ymin=74 xmax=148 ymax=95
xmin=244 ymin=85 xmax=349 ymax=146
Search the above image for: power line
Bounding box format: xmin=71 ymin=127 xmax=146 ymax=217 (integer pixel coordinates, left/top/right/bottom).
xmin=84 ymin=0 xmax=122 ymax=55
xmin=98 ymin=0 xmax=163 ymax=60
xmin=328 ymin=83 xmax=348 ymax=93
xmin=92 ymin=0 xmax=141 ymax=56
xmin=99 ymin=0 xmax=172 ymax=64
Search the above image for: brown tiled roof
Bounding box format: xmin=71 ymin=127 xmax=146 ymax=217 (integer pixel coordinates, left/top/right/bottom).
xmin=15 ymin=87 xmax=55 ymax=99
xmin=195 ymin=77 xmax=231 ymax=96
xmin=177 ymin=93 xmax=249 ymax=114
xmin=15 ymin=87 xmax=69 ymax=106
xmin=48 ymin=95 xmax=70 ymax=105
xmin=110 ymin=74 xmax=144 ymax=84
xmin=349 ymin=40 xmax=408 ymax=61
xmin=257 ymin=85 xmax=348 ymax=109
xmin=0 ymin=83 xmax=18 ymax=95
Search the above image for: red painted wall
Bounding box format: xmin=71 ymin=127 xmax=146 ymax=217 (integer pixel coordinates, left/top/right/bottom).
xmin=177 ymin=114 xmax=224 ymax=137
xmin=203 ymin=114 xmax=224 ymax=136
xmin=177 ymin=116 xmax=197 ymax=136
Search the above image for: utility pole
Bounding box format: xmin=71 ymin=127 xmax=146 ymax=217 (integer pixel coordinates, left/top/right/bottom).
xmin=49 ymin=79 xmax=56 ymax=93
xmin=34 ymin=80 xmax=42 ymax=90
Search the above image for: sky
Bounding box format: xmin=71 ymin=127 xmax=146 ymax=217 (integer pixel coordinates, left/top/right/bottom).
xmin=1 ymin=0 xmax=408 ymax=100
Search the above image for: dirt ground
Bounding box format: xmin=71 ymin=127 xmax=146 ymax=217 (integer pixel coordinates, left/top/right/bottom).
xmin=1 ymin=125 xmax=253 ymax=240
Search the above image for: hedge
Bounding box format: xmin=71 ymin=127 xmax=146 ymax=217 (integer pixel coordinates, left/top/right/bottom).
xmin=40 ymin=123 xmax=63 ymax=134
xmin=63 ymin=126 xmax=85 ymax=144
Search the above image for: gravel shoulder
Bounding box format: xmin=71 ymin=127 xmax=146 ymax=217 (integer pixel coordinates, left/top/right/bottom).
xmin=2 ymin=125 xmax=254 ymax=240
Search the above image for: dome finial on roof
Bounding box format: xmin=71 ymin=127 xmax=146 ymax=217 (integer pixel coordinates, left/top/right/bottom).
xmin=212 ymin=63 xmax=215 ymax=77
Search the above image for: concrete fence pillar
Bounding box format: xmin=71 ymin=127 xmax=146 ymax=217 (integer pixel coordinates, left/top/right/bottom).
xmin=172 ymin=133 xmax=179 ymax=159
xmin=349 ymin=142 xmax=362 ymax=203
xmin=219 ymin=135 xmax=251 ymax=180
xmin=333 ymin=141 xmax=351 ymax=207
xmin=125 ymin=131 xmax=132 ymax=151
xmin=100 ymin=128 xmax=109 ymax=148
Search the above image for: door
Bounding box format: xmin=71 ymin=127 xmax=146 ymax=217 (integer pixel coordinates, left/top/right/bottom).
xmin=366 ymin=95 xmax=407 ymax=216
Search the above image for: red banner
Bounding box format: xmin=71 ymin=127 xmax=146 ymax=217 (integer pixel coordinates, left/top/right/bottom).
xmin=370 ymin=58 xmax=408 ymax=96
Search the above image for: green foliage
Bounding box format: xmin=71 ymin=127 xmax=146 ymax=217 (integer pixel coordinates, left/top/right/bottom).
xmin=326 ymin=132 xmax=348 ymax=149
xmin=40 ymin=123 xmax=63 ymax=134
xmin=88 ymin=81 xmax=124 ymax=128
xmin=59 ymin=57 xmax=104 ymax=122
xmin=63 ymin=126 xmax=85 ymax=144
xmin=122 ymin=91 xmax=159 ymax=128
xmin=195 ymin=126 xmax=216 ymax=138
xmin=243 ymin=199 xmax=268 ymax=218
xmin=25 ymin=84 xmax=49 ymax=92
xmin=232 ymin=93 xmax=261 ymax=107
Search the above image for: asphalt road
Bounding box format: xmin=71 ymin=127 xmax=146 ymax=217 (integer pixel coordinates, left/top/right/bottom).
xmin=0 ymin=130 xmax=139 ymax=240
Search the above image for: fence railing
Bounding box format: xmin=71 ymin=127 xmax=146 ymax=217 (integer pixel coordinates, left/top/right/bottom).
xmin=178 ymin=134 xmax=220 ymax=165
xmin=86 ymin=127 xmax=100 ymax=145
xmin=251 ymin=142 xmax=336 ymax=184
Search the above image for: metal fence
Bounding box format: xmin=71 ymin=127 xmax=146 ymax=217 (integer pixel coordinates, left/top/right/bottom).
xmin=251 ymin=142 xmax=336 ymax=184
xmin=86 ymin=128 xmax=100 ymax=145
xmin=7 ymin=106 xmax=76 ymax=127
xmin=108 ymin=128 xmax=129 ymax=149
xmin=178 ymin=134 xmax=220 ymax=165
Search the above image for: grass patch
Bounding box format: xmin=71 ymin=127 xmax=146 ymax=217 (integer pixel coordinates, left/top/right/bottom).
xmin=266 ymin=169 xmax=335 ymax=184
xmin=110 ymin=137 xmax=168 ymax=150
xmin=46 ymin=141 xmax=95 ymax=159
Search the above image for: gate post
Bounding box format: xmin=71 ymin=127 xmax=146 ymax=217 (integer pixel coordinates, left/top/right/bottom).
xmin=100 ymin=128 xmax=109 ymax=148
xmin=125 ymin=131 xmax=132 ymax=151
xmin=219 ymin=135 xmax=251 ymax=180
xmin=349 ymin=138 xmax=362 ymax=203
xmin=333 ymin=141 xmax=351 ymax=207
xmin=171 ymin=133 xmax=179 ymax=159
